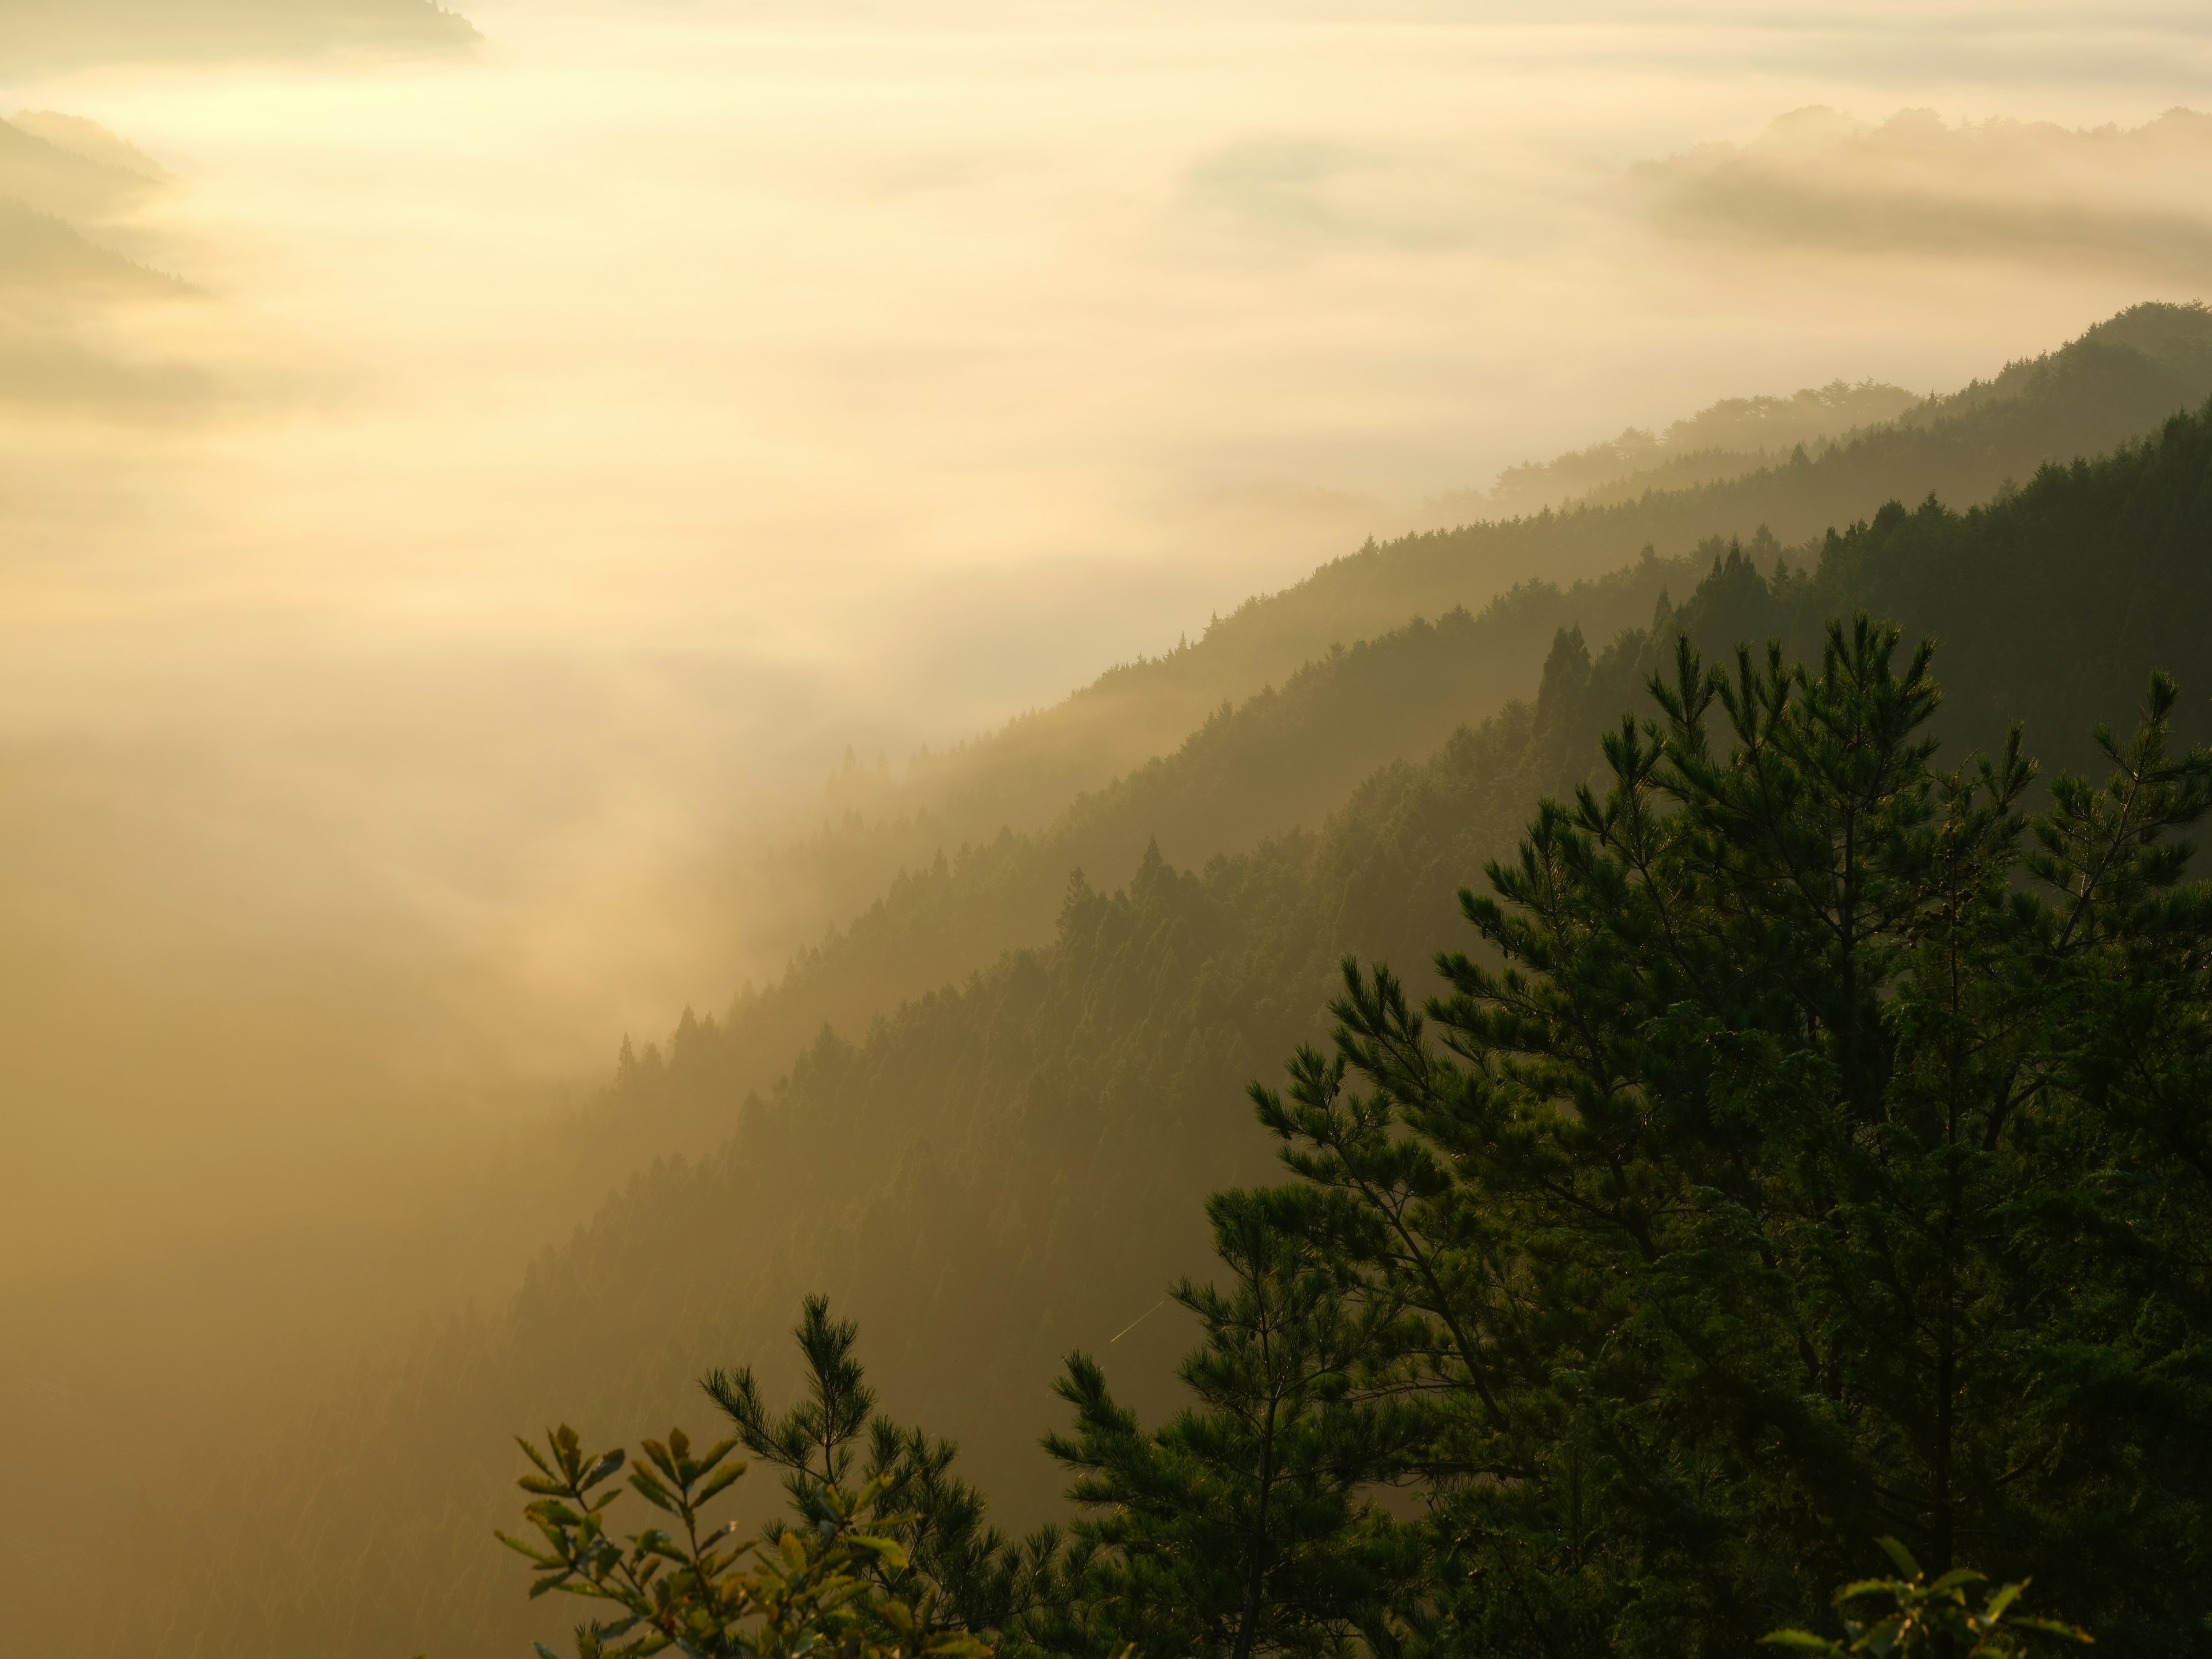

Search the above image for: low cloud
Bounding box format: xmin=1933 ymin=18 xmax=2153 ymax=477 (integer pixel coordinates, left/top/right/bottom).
xmin=1181 ymin=137 xmax=1541 ymax=255
xmin=1640 ymin=107 xmax=2212 ymax=278
xmin=0 ymin=112 xmax=257 ymax=421
xmin=0 ymin=0 xmax=476 ymax=73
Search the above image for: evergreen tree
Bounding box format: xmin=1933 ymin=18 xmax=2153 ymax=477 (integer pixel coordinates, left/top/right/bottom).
xmin=1043 ymin=1188 xmax=1422 ymax=1659
xmin=1256 ymin=619 xmax=2212 ymax=1656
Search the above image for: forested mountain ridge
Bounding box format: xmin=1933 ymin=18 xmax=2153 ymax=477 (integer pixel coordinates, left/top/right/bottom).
xmin=446 ymin=308 xmax=2212 ymax=1264
xmin=760 ymin=303 xmax=2212 ymax=968
xmin=704 ymin=302 xmax=2212 ymax=1183
xmin=682 ymin=552 xmax=1695 ymax=1147
xmin=0 ymin=113 xmax=183 ymax=293
xmin=126 ymin=388 xmax=2212 ymax=1659
xmin=0 ymin=115 xmax=163 ymax=224
xmin=1433 ymin=375 xmax=1922 ymax=521
xmin=403 ymin=556 xmax=1701 ymax=1277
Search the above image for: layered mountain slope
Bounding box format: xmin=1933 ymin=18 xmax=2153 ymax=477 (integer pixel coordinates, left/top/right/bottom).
xmin=0 ymin=112 xmax=179 ymax=290
xmin=0 ymin=116 xmax=162 ymax=224
xmin=711 ymin=551 xmax=1694 ymax=1117
xmin=0 ymin=200 xmax=181 ymax=294
xmin=1433 ymin=376 xmax=1923 ymax=522
xmin=0 ymin=112 xmax=228 ymax=416
xmin=131 ymin=391 xmax=2212 ymax=1659
xmin=760 ymin=304 xmax=2212 ymax=965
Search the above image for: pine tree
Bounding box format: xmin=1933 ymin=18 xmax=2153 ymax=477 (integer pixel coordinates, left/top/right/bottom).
xmin=1256 ymin=619 xmax=2212 ymax=1656
xmin=1043 ymin=1187 xmax=1422 ymax=1659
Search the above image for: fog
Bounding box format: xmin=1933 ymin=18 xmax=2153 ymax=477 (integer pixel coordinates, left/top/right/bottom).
xmin=5 ymin=0 xmax=2212 ymax=1616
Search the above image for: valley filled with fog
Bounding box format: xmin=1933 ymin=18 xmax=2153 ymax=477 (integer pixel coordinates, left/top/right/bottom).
xmin=7 ymin=2 xmax=2212 ymax=1653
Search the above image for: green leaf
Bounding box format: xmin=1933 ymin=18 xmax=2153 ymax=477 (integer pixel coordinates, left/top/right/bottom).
xmin=585 ymin=1449 xmax=628 ymax=1490
xmin=630 ymin=1469 xmax=678 ymax=1514
xmin=1837 ymin=1580 xmax=1900 ymax=1603
xmin=847 ymin=1534 xmax=911 ymax=1571
xmin=695 ymin=1462 xmax=748 ymax=1506
xmin=1875 ymin=1537 xmax=1922 ymax=1580
xmin=1982 ymin=1583 xmax=2024 ymax=1621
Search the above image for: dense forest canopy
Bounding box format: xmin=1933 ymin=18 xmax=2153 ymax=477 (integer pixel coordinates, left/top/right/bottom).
xmin=99 ymin=319 xmax=2212 ymax=1657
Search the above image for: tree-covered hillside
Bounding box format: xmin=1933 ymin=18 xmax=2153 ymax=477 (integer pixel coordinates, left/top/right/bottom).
xmin=1439 ymin=376 xmax=1923 ymax=521
xmin=690 ymin=306 xmax=2212 ymax=1195
xmin=121 ymin=388 xmax=2212 ymax=1659
xmin=688 ymin=555 xmax=1696 ymax=1148
xmin=760 ymin=305 xmax=2212 ymax=970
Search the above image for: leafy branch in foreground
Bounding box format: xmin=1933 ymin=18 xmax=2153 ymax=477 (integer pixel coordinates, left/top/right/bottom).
xmin=1763 ymin=1537 xmax=2093 ymax=1659
xmin=499 ymin=1421 xmax=988 ymax=1659
xmin=704 ymin=1296 xmax=1063 ymax=1646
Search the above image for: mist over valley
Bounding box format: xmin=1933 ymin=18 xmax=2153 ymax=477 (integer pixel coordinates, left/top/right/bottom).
xmin=7 ymin=5 xmax=2212 ymax=1656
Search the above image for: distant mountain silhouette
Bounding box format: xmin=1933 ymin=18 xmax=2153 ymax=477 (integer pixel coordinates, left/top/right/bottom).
xmin=0 ymin=116 xmax=161 ymax=222
xmin=0 ymin=198 xmax=181 ymax=293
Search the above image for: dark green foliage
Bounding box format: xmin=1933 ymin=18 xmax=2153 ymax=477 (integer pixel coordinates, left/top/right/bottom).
xmin=1641 ymin=400 xmax=2212 ymax=775
xmin=1256 ymin=622 xmax=2212 ymax=1655
xmin=707 ymin=1297 xmax=878 ymax=1505
xmin=1041 ymin=1190 xmax=1422 ymax=1659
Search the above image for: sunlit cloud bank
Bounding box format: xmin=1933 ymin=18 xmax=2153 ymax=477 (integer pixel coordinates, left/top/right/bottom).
xmin=0 ymin=0 xmax=475 ymax=74
xmin=1643 ymin=106 xmax=2212 ymax=278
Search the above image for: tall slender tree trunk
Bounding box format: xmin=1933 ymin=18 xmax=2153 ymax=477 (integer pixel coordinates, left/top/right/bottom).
xmin=1232 ymin=1397 xmax=1279 ymax=1659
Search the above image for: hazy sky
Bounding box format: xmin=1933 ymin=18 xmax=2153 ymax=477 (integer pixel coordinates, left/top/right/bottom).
xmin=5 ymin=0 xmax=2212 ymax=1282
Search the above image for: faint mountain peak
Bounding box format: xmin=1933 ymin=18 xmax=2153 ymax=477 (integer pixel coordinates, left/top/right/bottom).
xmin=0 ymin=115 xmax=162 ymax=222
xmin=1432 ymin=376 xmax=1923 ymax=524
xmin=10 ymin=112 xmax=169 ymax=184
xmin=0 ymin=198 xmax=190 ymax=295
